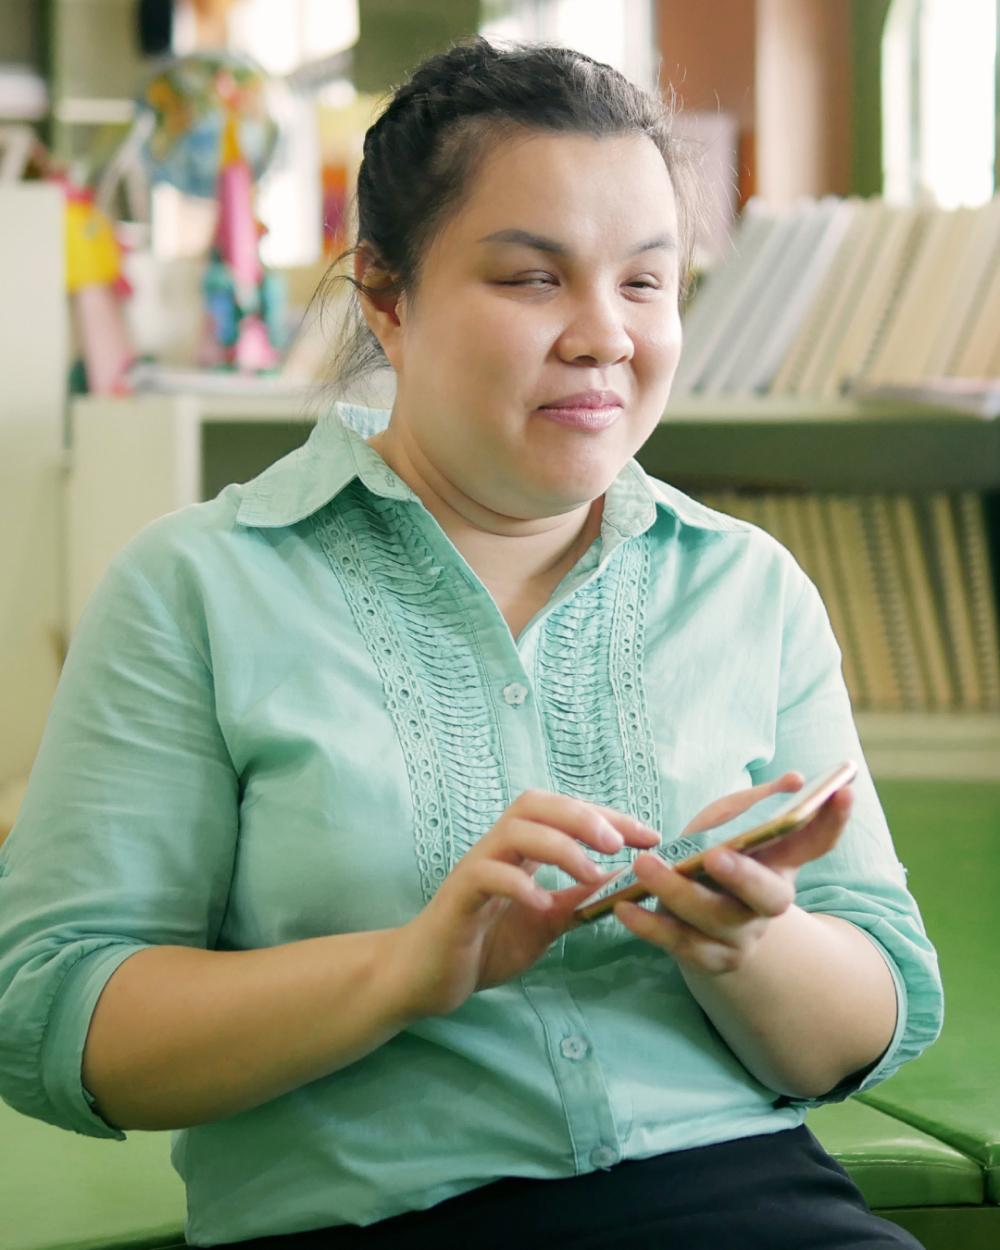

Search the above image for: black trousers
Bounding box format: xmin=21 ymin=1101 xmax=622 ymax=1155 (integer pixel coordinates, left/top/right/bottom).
xmin=206 ymin=1125 xmax=923 ymax=1250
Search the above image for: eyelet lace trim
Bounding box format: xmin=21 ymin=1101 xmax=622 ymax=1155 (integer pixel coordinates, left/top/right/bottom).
xmin=313 ymin=484 xmax=510 ymax=904
xmin=313 ymin=485 xmax=672 ymax=909
xmin=538 ymin=535 xmax=663 ymax=874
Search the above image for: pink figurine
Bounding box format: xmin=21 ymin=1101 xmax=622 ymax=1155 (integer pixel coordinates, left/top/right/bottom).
xmin=200 ymin=104 xmax=281 ymax=372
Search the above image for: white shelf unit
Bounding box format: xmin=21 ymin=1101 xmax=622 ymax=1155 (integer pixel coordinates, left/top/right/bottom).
xmin=0 ymin=184 xmax=67 ymax=788
xmin=65 ymin=392 xmax=314 ymax=636
xmin=66 ymin=393 xmax=1000 ymax=782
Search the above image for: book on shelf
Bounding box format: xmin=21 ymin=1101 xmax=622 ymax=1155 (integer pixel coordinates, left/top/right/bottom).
xmin=678 ymin=193 xmax=1000 ymax=403
xmin=126 ymin=361 xmax=315 ymax=398
xmin=671 ymin=206 xmax=781 ymax=397
xmin=726 ymin=199 xmax=858 ymax=396
xmin=951 ymin=256 xmax=1000 ymax=378
xmin=923 ymin=195 xmax=1000 ymax=377
xmin=793 ymin=493 xmax=864 ymax=702
xmin=695 ymin=488 xmax=1000 ymax=715
xmin=859 ymin=494 xmax=933 ymax=711
xmin=954 ymin=493 xmax=1000 ymax=710
xmin=698 ymin=209 xmax=825 ymax=397
xmin=814 ymin=205 xmax=927 ymax=399
xmin=924 ymin=492 xmax=988 ymax=710
xmin=846 ymin=377 xmax=1000 ymax=419
xmin=861 ymin=206 xmax=977 ymax=387
xmin=886 ymin=495 xmax=956 ymax=711
xmin=770 ymin=197 xmax=879 ymax=397
xmin=825 ymin=494 xmax=905 ymax=710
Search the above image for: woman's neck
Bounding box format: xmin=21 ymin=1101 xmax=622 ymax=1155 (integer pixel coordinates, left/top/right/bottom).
xmin=366 ymin=429 xmax=604 ymax=592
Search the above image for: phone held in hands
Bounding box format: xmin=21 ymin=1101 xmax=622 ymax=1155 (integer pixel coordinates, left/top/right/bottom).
xmin=572 ymin=759 xmax=859 ymax=925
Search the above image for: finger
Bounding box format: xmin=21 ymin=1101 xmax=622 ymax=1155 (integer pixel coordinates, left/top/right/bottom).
xmin=511 ymin=790 xmax=661 ymax=856
xmin=681 ymin=771 xmax=805 ymax=836
xmin=496 ymin=819 xmax=610 ymax=887
xmin=589 ymin=802 xmax=663 ymax=846
xmin=633 ymin=852 xmax=784 ymax=941
xmin=613 ymin=901 xmax=747 ymax=975
xmin=547 ymin=877 xmax=622 ymax=929
xmin=692 ymin=846 xmax=797 ymax=919
xmin=455 ymin=859 xmax=553 ymax=916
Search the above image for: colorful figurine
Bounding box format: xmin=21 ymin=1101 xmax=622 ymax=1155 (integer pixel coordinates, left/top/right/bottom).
xmin=199 ymin=104 xmax=284 ymax=372
xmin=61 ymin=179 xmax=134 ymax=395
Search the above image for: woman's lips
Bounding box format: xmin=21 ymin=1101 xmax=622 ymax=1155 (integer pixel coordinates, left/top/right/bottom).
xmin=536 ymin=404 xmax=622 ymax=430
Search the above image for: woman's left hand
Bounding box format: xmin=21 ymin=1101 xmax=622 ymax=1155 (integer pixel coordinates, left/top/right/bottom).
xmin=613 ymin=771 xmax=854 ymax=975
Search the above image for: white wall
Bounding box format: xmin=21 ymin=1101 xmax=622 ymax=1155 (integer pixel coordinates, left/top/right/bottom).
xmin=0 ymin=184 xmax=67 ymax=786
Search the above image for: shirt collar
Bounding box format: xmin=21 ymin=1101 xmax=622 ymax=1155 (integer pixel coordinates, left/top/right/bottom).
xmin=234 ymin=401 xmax=725 ymax=538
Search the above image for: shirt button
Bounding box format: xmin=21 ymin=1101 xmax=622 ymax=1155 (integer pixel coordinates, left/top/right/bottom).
xmin=502 ymin=682 xmax=528 ymax=706
xmin=590 ymin=1145 xmax=618 ymax=1170
xmin=559 ymin=1036 xmax=588 ymax=1061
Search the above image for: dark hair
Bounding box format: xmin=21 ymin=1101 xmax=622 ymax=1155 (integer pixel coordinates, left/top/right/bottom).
xmin=318 ymin=36 xmax=705 ymax=395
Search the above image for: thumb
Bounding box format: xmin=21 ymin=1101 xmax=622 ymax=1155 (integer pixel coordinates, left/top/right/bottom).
xmin=681 ymin=770 xmax=805 ymax=837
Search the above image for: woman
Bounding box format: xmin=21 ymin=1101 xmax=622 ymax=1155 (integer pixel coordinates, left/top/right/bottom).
xmin=0 ymin=38 xmax=941 ymax=1250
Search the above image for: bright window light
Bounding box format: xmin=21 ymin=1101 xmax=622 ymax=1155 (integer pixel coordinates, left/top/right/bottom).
xmin=919 ymin=0 xmax=996 ymax=207
xmin=883 ymin=0 xmax=997 ymax=207
xmin=227 ymin=0 xmax=359 ymax=76
xmin=480 ymin=0 xmax=655 ymax=89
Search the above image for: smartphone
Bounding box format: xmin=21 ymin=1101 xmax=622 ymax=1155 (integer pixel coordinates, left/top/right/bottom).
xmin=572 ymin=759 xmax=858 ymax=924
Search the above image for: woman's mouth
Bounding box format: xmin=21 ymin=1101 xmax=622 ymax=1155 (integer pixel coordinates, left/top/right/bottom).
xmin=536 ymin=404 xmax=622 ymax=430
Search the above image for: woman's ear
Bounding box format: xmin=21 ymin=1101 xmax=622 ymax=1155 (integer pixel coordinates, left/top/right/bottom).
xmin=354 ymin=247 xmax=405 ymax=370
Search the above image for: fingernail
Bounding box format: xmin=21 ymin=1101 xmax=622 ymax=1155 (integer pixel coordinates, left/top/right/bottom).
xmin=633 ymin=852 xmax=658 ymax=875
xmin=601 ymin=825 xmax=624 ymax=849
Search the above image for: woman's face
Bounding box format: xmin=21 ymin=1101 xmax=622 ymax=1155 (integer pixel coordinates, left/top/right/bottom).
xmin=377 ymin=129 xmax=683 ymax=521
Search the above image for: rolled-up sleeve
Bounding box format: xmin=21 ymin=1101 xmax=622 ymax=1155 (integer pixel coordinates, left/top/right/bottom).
xmin=0 ymin=540 xmax=239 ymax=1138
xmin=750 ymin=568 xmax=944 ymax=1108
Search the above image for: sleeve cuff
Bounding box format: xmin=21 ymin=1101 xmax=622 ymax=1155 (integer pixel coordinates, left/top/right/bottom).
xmin=41 ymin=942 xmax=150 ymax=1139
xmin=780 ymin=917 xmax=941 ymax=1110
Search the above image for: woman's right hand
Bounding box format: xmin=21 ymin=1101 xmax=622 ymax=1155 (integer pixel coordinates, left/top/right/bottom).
xmin=389 ymin=790 xmax=662 ymax=1020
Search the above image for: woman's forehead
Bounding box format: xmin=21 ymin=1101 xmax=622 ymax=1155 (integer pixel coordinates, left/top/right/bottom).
xmin=445 ymin=131 xmax=677 ymax=251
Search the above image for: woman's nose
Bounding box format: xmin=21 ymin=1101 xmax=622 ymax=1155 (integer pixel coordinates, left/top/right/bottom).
xmin=556 ymin=295 xmax=634 ymax=367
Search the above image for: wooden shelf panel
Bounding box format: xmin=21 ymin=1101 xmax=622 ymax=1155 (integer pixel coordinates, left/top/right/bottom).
xmin=640 ymin=404 xmax=1000 ymax=492
xmin=856 ymin=712 xmax=1000 ymax=782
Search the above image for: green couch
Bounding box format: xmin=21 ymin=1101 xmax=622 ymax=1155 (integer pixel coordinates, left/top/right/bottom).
xmin=846 ymin=779 xmax=1000 ymax=1250
xmin=1 ymin=779 xmax=996 ymax=1250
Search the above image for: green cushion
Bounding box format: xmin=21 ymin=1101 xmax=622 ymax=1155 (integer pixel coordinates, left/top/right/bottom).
xmin=0 ymin=1097 xmax=185 ymax=1250
xmin=878 ymin=1206 xmax=1000 ymax=1250
xmin=859 ymin=781 xmax=1000 ymax=1201
xmin=808 ymin=1098 xmax=983 ymax=1208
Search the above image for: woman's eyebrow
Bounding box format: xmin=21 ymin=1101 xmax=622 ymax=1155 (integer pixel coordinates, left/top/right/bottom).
xmin=476 ymin=228 xmax=676 ymax=257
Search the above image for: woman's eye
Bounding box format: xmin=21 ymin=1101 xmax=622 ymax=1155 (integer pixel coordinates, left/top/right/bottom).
xmin=497 ymin=275 xmax=661 ymax=291
xmin=499 ymin=275 xmax=556 ymax=287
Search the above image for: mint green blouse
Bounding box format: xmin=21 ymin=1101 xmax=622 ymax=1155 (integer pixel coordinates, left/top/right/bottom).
xmin=0 ymin=402 xmax=942 ymax=1246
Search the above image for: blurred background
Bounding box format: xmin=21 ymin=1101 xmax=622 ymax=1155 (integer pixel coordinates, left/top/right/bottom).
xmin=0 ymin=0 xmax=998 ymax=820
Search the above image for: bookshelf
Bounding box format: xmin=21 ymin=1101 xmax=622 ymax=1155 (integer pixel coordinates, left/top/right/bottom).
xmin=650 ymin=189 xmax=1000 ymax=780
xmin=638 ymin=399 xmax=1000 ymax=781
xmin=66 ymin=392 xmax=1000 ymax=781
